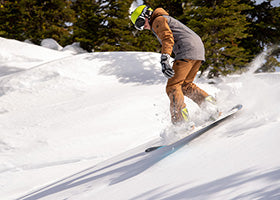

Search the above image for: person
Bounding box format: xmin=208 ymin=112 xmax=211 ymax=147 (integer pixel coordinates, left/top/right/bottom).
xmin=130 ymin=5 xmax=217 ymax=125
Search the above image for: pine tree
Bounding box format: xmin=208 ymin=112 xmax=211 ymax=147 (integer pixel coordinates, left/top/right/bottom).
xmin=144 ymin=0 xmax=184 ymax=18
xmin=72 ymin=0 xmax=135 ymax=51
xmin=240 ymin=0 xmax=280 ymax=72
xmin=183 ymin=0 xmax=253 ymax=77
xmin=0 ymin=0 xmax=75 ymax=46
xmin=95 ymin=0 xmax=135 ymax=51
xmin=0 ymin=1 xmax=25 ymax=40
xmin=71 ymin=0 xmax=101 ymax=52
xmin=21 ymin=0 xmax=75 ymax=45
xmin=72 ymin=0 xmax=159 ymax=52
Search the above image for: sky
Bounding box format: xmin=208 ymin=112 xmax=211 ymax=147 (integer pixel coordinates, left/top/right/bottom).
xmin=256 ymin=0 xmax=280 ymax=6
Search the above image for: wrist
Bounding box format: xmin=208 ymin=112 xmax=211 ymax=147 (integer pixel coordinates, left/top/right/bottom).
xmin=161 ymin=54 xmax=170 ymax=62
xmin=161 ymin=53 xmax=170 ymax=59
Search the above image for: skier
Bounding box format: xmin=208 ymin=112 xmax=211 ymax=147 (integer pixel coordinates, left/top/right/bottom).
xmin=130 ymin=5 xmax=217 ymax=125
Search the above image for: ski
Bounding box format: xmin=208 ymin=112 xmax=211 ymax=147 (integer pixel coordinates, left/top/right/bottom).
xmin=145 ymin=104 xmax=243 ymax=153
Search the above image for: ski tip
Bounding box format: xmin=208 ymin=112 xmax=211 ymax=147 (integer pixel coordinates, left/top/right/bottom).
xmin=233 ymin=104 xmax=243 ymax=110
xmin=145 ymin=146 xmax=164 ymax=153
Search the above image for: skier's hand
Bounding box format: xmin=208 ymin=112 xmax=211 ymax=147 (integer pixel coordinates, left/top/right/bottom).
xmin=160 ymin=54 xmax=174 ymax=79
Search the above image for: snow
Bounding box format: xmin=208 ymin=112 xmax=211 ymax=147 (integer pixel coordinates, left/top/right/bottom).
xmin=0 ymin=37 xmax=280 ymax=200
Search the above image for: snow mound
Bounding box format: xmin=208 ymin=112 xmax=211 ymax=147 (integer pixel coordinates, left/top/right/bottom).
xmin=62 ymin=42 xmax=87 ymax=54
xmin=0 ymin=37 xmax=73 ymax=78
xmin=40 ymin=38 xmax=86 ymax=55
xmin=41 ymin=38 xmax=63 ymax=51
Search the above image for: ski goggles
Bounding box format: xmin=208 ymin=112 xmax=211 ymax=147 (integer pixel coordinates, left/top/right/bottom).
xmin=134 ymin=16 xmax=145 ymax=30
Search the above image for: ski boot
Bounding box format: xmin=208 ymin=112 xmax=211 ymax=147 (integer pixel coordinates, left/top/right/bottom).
xmin=181 ymin=107 xmax=195 ymax=130
xmin=202 ymin=95 xmax=221 ymax=121
xmin=160 ymin=108 xmax=195 ymax=143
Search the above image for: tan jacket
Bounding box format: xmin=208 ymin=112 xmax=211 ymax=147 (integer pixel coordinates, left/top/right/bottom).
xmin=150 ymin=8 xmax=205 ymax=61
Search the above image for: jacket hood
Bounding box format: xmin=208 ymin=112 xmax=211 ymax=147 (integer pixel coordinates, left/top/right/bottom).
xmin=149 ymin=8 xmax=169 ymax=26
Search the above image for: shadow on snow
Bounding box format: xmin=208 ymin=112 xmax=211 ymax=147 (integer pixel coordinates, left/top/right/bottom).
xmin=85 ymin=52 xmax=166 ymax=85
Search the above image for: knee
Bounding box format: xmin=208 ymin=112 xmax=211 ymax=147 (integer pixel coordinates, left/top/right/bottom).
xmin=166 ymin=84 xmax=180 ymax=96
xmin=182 ymin=82 xmax=192 ymax=88
xmin=182 ymin=82 xmax=196 ymax=91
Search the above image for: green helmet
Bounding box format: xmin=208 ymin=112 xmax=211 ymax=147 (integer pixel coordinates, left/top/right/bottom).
xmin=130 ymin=5 xmax=153 ymax=30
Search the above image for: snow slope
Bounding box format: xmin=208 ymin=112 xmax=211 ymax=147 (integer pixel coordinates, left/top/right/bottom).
xmin=0 ymin=37 xmax=280 ymax=200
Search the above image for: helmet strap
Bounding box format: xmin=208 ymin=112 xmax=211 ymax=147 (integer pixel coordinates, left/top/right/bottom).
xmin=143 ymin=6 xmax=152 ymax=19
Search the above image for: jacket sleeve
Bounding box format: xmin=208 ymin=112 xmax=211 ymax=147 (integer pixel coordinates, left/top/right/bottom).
xmin=152 ymin=16 xmax=174 ymax=56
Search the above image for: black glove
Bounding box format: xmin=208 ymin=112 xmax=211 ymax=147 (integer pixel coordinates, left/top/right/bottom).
xmin=160 ymin=54 xmax=174 ymax=79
